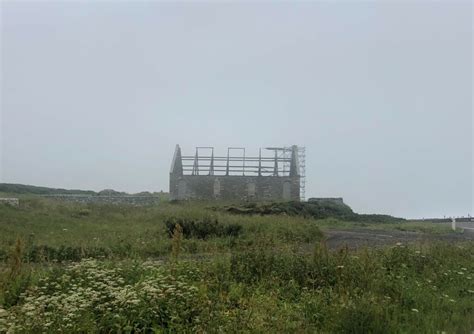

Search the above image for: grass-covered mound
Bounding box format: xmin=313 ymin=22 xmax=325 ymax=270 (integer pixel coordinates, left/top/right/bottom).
xmin=219 ymin=201 xmax=354 ymax=218
xmin=218 ymin=201 xmax=405 ymax=223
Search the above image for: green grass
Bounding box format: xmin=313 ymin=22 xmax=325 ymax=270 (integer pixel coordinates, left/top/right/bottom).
xmin=0 ymin=198 xmax=324 ymax=261
xmin=389 ymin=221 xmax=455 ymax=234
xmin=0 ymin=198 xmax=472 ymax=333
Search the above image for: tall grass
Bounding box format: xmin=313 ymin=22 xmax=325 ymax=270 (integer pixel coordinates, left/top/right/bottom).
xmin=1 ymin=242 xmax=472 ymax=333
xmin=0 ymin=199 xmax=324 ymax=261
xmin=0 ymin=199 xmax=472 ymax=332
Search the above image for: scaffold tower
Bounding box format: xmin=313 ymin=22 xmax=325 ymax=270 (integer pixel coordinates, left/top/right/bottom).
xmin=298 ymin=146 xmax=306 ymax=201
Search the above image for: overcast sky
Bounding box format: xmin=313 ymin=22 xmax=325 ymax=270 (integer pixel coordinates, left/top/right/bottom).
xmin=1 ymin=1 xmax=472 ymax=218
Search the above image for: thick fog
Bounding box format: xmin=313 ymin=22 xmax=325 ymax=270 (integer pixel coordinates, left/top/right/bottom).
xmin=1 ymin=1 xmax=472 ymax=218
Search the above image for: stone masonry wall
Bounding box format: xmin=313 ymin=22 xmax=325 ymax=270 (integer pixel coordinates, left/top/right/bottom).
xmin=170 ymin=175 xmax=300 ymax=201
xmin=40 ymin=195 xmax=161 ymax=206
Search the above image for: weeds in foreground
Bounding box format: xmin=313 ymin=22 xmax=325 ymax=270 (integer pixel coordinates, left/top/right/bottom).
xmin=8 ymin=238 xmax=23 ymax=279
xmin=1 ymin=259 xmax=203 ymax=333
xmin=0 ymin=200 xmax=472 ymax=333
xmin=171 ymin=223 xmax=183 ymax=262
xmin=2 ymin=242 xmax=471 ymax=333
xmin=1 ymin=238 xmax=31 ymax=308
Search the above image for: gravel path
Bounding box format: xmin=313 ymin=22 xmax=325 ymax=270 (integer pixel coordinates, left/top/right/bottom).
xmin=323 ymin=227 xmax=474 ymax=249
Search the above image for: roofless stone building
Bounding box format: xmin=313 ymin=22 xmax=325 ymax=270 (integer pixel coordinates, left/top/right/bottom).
xmin=169 ymin=145 xmax=304 ymax=201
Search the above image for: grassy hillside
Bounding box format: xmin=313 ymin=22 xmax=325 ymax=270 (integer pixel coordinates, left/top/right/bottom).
xmin=0 ymin=199 xmax=323 ymax=261
xmin=0 ymin=183 xmax=97 ymax=196
xmin=217 ymin=201 xmax=405 ymax=223
xmin=0 ymin=198 xmax=472 ymax=333
xmin=0 ymin=183 xmax=169 ymax=198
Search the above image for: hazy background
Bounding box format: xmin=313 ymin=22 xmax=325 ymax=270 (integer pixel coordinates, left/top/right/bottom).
xmin=1 ymin=1 xmax=472 ymax=218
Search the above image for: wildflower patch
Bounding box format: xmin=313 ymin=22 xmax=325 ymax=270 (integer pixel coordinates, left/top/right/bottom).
xmin=2 ymin=259 xmax=205 ymax=333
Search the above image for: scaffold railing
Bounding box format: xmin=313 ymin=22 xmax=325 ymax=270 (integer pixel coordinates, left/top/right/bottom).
xmin=179 ymin=146 xmax=300 ymax=177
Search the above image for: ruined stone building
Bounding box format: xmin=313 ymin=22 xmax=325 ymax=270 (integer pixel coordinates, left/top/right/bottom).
xmin=169 ymin=145 xmax=303 ymax=201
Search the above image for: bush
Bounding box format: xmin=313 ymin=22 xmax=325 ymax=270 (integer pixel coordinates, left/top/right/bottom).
xmin=71 ymin=208 xmax=92 ymax=218
xmin=164 ymin=215 xmax=242 ymax=239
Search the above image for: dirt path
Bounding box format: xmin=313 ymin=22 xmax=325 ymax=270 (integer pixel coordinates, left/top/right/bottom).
xmin=323 ymin=227 xmax=474 ymax=249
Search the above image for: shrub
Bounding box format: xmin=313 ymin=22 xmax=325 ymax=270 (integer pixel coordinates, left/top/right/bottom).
xmin=71 ymin=208 xmax=91 ymax=218
xmin=164 ymin=215 xmax=242 ymax=239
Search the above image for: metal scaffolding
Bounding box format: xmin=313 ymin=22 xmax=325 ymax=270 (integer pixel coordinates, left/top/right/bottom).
xmin=267 ymin=146 xmax=306 ymax=201
xmin=180 ymin=146 xmax=300 ymax=177
xmin=298 ymin=146 xmax=306 ymax=201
